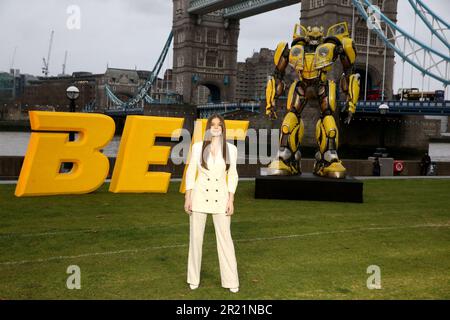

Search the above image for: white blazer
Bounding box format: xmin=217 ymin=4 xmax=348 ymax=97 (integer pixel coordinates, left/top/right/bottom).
xmin=185 ymin=141 xmax=238 ymax=214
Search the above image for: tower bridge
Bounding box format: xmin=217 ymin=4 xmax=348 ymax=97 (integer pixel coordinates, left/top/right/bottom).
xmin=173 ymin=0 xmax=400 ymax=106
xmin=103 ymin=1 xmax=449 ymax=117
xmin=188 ymin=0 xmax=300 ymax=19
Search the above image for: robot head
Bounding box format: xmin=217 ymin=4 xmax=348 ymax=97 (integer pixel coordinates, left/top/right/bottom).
xmin=305 ymin=26 xmax=324 ymax=46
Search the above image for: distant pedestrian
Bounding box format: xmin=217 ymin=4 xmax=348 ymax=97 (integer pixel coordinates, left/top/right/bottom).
xmin=420 ymin=152 xmax=431 ymax=176
xmin=372 ymin=157 xmax=381 ymax=176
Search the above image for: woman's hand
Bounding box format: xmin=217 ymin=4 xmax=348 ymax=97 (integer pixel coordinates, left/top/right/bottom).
xmin=226 ymin=193 xmax=235 ymax=216
xmin=184 ymin=190 xmax=192 ymax=215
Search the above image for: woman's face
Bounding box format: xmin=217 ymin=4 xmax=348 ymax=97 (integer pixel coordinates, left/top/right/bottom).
xmin=210 ymin=117 xmax=223 ymax=137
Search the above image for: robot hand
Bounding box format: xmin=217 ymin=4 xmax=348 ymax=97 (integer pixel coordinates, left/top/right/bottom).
xmin=266 ymin=106 xmax=278 ymax=120
xmin=343 ymin=110 xmax=353 ymax=125
xmin=343 ymin=101 xmax=356 ymax=125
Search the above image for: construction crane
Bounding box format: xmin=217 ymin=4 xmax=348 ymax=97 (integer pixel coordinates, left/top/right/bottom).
xmin=61 ymin=50 xmax=68 ymax=76
xmin=42 ymin=30 xmax=54 ymax=77
xmin=10 ymin=46 xmax=17 ymax=70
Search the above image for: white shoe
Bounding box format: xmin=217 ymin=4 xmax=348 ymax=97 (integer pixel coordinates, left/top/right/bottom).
xmin=189 ymin=284 xmax=199 ymax=290
xmin=229 ymin=288 xmax=239 ymax=293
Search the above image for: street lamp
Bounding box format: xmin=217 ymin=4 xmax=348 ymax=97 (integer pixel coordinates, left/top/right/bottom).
xmin=66 ymin=86 xmax=79 ymax=142
xmin=66 ymin=86 xmax=79 ymax=106
xmin=376 ymin=103 xmax=389 ymax=157
xmin=378 ymin=103 xmax=389 ymax=115
xmin=62 ymin=85 xmax=80 ymax=172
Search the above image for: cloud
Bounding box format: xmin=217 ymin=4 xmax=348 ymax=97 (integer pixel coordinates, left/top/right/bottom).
xmin=124 ymin=0 xmax=171 ymax=15
xmin=0 ymin=0 xmax=172 ymax=75
xmin=0 ymin=0 xmax=448 ymax=92
xmin=238 ymin=4 xmax=301 ymax=61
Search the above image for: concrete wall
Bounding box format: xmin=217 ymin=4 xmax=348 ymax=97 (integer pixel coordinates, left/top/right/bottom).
xmin=2 ymin=156 xmax=449 ymax=180
xmin=243 ymin=100 xmax=441 ymax=155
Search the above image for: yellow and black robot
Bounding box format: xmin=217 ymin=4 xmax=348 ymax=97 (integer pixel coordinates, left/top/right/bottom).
xmin=265 ymin=22 xmax=360 ymax=178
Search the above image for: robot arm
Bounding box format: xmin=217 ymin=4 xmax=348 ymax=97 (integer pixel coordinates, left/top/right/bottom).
xmin=266 ymin=42 xmax=290 ymax=120
xmin=338 ymin=37 xmax=360 ymax=124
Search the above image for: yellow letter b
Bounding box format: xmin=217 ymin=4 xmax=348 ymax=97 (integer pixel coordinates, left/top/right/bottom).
xmin=15 ymin=111 xmax=115 ymax=197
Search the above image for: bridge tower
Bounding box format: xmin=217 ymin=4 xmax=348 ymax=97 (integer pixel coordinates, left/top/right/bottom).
xmin=172 ymin=0 xmax=240 ymax=104
xmin=300 ymin=0 xmax=398 ymax=99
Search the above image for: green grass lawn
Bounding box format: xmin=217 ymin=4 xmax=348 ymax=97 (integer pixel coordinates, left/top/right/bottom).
xmin=0 ymin=179 xmax=449 ymax=300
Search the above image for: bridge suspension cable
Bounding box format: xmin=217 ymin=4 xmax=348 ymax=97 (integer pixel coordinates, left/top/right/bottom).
xmin=105 ymin=31 xmax=174 ymax=110
xmin=352 ymin=0 xmax=449 ymax=96
xmin=407 ymin=0 xmax=449 ymax=50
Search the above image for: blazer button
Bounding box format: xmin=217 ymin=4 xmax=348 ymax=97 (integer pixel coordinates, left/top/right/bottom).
xmin=207 ymin=178 xmax=210 ymax=181
xmin=206 ymin=189 xmax=209 ymax=192
xmin=215 ymin=200 xmax=218 ymax=202
xmin=206 ymin=199 xmax=208 ymax=202
xmin=216 ymin=189 xmax=218 ymax=192
xmin=216 ymin=179 xmax=218 ymax=181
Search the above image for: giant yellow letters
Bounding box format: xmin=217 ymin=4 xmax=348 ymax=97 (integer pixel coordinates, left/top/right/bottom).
xmin=15 ymin=112 xmax=247 ymax=197
xmin=15 ymin=111 xmax=115 ymax=197
xmin=109 ymin=116 xmax=184 ymax=193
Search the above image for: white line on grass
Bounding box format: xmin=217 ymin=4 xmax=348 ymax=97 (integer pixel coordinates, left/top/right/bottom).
xmin=234 ymin=223 xmax=450 ymax=243
xmin=0 ymin=223 xmax=190 ymax=238
xmin=0 ymin=243 xmax=188 ymax=266
xmin=0 ymin=223 xmax=448 ymax=267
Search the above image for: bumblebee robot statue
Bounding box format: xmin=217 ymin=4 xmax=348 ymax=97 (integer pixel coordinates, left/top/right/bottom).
xmin=265 ymin=22 xmax=360 ymax=178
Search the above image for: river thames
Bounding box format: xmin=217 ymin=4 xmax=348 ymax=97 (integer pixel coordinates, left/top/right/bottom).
xmin=1 ymin=131 xmax=450 ymax=162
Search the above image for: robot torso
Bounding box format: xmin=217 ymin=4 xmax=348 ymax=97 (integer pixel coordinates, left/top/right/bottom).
xmin=289 ymin=42 xmax=336 ymax=81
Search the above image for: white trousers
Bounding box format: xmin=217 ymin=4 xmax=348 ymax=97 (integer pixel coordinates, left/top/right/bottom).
xmin=187 ymin=211 xmax=239 ymax=289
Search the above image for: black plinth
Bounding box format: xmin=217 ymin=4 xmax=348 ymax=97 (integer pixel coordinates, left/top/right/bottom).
xmin=255 ymin=173 xmax=363 ymax=203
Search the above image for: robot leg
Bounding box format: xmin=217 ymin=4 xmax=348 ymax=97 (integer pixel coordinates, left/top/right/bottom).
xmin=265 ymin=81 xmax=306 ymax=175
xmin=313 ymin=80 xmax=346 ymax=179
xmin=266 ymin=111 xmax=305 ymax=175
xmin=314 ymin=115 xmax=347 ymax=179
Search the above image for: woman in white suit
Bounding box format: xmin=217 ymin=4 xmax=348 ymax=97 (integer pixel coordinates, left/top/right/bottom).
xmin=184 ymin=114 xmax=239 ymax=293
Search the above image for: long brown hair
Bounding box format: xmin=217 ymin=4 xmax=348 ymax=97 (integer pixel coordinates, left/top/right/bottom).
xmin=201 ymin=114 xmax=230 ymax=171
